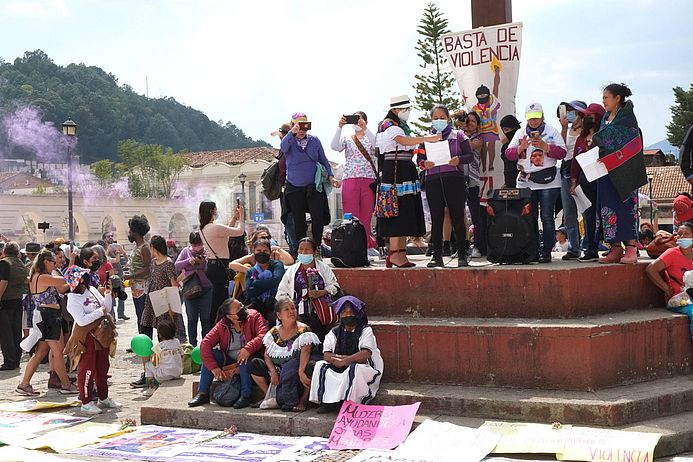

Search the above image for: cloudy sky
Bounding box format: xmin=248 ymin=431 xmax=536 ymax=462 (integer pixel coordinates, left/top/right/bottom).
xmin=1 ymin=0 xmax=692 ymax=160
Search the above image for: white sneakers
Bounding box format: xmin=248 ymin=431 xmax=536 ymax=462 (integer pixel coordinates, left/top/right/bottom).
xmin=98 ymin=397 xmax=122 ymax=408
xmin=80 ymin=403 xmax=102 ymax=415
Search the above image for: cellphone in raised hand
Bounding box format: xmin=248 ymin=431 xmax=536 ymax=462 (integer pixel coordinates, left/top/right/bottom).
xmin=344 ymin=114 xmax=359 ymax=125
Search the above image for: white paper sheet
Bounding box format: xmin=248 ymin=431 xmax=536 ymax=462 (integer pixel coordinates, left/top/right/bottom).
xmin=148 ymin=287 xmax=182 ymax=317
xmin=574 ymin=185 xmax=592 ymax=216
xmin=424 ymin=141 xmax=452 ymax=166
xmin=575 ymin=147 xmax=608 ymax=182
xmin=395 ymin=420 xmax=499 ymax=462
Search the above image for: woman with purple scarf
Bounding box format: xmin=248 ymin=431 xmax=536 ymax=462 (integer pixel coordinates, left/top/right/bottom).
xmin=417 ymin=104 xmax=475 ymax=267
xmin=309 ymin=295 xmax=383 ymax=414
xmin=174 ymin=232 xmax=213 ymax=346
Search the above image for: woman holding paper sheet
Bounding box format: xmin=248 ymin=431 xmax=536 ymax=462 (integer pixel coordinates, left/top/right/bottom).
xmin=375 ymin=95 xmax=441 ymax=268
xmin=592 ymin=83 xmax=647 ymax=264
xmin=570 ymin=103 xmax=606 ymax=262
xmin=416 ymin=104 xmax=474 ymax=267
xmin=140 ymin=236 xmax=187 ymax=345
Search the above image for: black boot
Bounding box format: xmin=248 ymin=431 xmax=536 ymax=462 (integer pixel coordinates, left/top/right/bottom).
xmin=188 ymin=393 xmax=210 ymax=407
xmin=427 ymin=252 xmax=444 ymax=268
xmin=458 ymin=253 xmax=469 ymax=267
xmin=442 ymin=241 xmax=451 ymax=256
xmin=130 ymin=372 xmax=147 ymax=388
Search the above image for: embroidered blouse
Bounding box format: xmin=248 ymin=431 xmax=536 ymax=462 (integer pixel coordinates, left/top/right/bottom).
xmin=262 ymin=325 xmax=321 ymax=366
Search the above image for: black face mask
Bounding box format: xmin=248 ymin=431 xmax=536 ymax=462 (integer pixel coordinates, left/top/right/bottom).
xmin=236 ymin=308 xmax=248 ymax=322
xmin=255 ymin=252 xmax=270 ymax=264
xmin=340 ymin=316 xmax=358 ymax=327
xmin=583 ymin=117 xmax=595 ymax=132
xmin=90 ymin=260 xmax=101 ymax=272
xmin=477 ymin=95 xmax=490 ymax=105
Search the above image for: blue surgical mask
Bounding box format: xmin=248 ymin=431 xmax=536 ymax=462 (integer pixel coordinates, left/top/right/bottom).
xmin=566 ymin=111 xmax=577 ymax=123
xmin=679 ymin=238 xmax=693 ymax=249
xmin=297 ymin=254 xmax=314 ymax=265
xmin=431 ymin=120 xmax=448 ymax=133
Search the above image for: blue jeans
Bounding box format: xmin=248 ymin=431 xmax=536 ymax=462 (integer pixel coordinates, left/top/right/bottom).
xmin=560 ymin=173 xmax=580 ymax=254
xmin=531 ymin=188 xmax=560 ymax=257
xmin=199 ymin=349 xmax=252 ymax=397
xmin=669 ymin=305 xmax=693 ymax=341
xmin=184 ymin=286 xmax=213 ymax=346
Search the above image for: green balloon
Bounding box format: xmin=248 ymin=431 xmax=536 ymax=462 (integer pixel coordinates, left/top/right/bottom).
xmin=130 ymin=334 xmax=153 ymax=357
xmin=191 ymin=346 xmax=202 ymax=365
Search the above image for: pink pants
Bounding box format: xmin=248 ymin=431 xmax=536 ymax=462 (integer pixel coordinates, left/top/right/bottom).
xmin=341 ymin=177 xmax=376 ymax=248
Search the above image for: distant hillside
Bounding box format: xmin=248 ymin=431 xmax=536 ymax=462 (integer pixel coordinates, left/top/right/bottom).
xmin=647 ymin=139 xmax=679 ymax=157
xmin=0 ymin=50 xmax=269 ymax=163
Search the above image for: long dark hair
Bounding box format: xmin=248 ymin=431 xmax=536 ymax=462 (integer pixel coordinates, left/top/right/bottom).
xmin=604 ymin=83 xmax=632 ymax=108
xmin=199 ymin=200 xmax=216 ymax=228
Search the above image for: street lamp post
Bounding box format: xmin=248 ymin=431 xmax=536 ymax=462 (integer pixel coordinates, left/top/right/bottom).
xmin=62 ymin=119 xmax=77 ymax=243
xmin=647 ymin=172 xmax=655 ymax=225
xmin=238 ymin=172 xmax=247 ymax=219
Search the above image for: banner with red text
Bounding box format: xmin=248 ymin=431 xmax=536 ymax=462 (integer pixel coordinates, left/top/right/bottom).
xmin=441 ymin=22 xmax=523 ymax=203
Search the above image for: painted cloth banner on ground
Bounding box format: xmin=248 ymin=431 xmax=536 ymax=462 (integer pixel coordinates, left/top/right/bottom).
xmin=328 ymin=401 xmax=420 ymax=450
xmin=441 ymin=22 xmax=523 ymax=203
xmin=0 ymin=411 xmax=89 ymax=444
xmin=18 ymin=422 xmax=134 ymax=453
xmin=394 ymin=419 xmax=500 ymax=462
xmin=0 ymin=399 xmax=81 ymax=412
xmin=70 ymin=426 xmax=331 ymax=462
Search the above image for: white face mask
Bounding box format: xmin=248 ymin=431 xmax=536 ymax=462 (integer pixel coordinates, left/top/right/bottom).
xmin=353 ymin=124 xmax=363 ymax=132
xmin=398 ymin=109 xmax=411 ymax=121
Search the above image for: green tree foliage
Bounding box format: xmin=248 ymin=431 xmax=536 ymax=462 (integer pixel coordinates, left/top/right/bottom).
xmin=667 ymin=84 xmax=693 ymax=147
xmin=118 ymin=139 xmax=186 ymax=198
xmin=412 ymin=3 xmax=461 ymax=134
xmin=0 ymin=50 xmax=269 ymax=163
xmin=91 ymin=159 xmax=114 ymax=188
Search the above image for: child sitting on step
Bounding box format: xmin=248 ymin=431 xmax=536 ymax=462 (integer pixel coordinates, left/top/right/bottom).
xmin=141 ymin=318 xmax=183 ymax=396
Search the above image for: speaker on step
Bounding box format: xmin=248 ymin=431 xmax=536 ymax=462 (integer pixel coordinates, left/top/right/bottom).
xmin=485 ymin=188 xmax=537 ymax=264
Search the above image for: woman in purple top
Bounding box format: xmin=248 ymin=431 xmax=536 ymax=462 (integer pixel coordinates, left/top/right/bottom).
xmin=175 ymin=232 xmax=213 ymax=345
xmin=280 ymin=113 xmax=340 ymax=249
xmin=417 ymin=105 xmax=474 ymax=268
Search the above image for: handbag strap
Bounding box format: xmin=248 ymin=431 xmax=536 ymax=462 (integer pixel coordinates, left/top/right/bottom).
xmin=352 ymin=135 xmax=378 ymax=177
xmin=199 ymin=227 xmax=219 ymax=260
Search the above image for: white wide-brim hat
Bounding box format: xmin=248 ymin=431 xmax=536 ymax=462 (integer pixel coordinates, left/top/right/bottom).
xmin=390 ymin=95 xmax=412 ymax=110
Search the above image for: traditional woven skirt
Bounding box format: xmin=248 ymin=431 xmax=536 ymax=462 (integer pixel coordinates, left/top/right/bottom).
xmin=376 ymin=157 xmax=426 ymax=238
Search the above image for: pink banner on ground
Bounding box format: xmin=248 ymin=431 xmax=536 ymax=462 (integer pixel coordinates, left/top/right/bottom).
xmin=327 ymin=401 xmax=420 ymax=450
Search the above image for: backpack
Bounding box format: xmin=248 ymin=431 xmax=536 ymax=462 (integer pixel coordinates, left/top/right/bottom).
xmin=330 ymin=218 xmax=369 ymax=268
xmin=261 ymin=160 xmax=282 ymax=201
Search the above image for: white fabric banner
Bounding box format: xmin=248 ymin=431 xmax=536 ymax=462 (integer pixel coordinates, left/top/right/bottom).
xmin=441 ymin=22 xmax=523 ymax=203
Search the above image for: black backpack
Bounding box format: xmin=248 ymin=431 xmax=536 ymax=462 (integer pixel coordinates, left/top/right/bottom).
xmin=330 ymin=218 xmax=369 ymax=268
xmin=261 ymin=160 xmax=282 ymax=201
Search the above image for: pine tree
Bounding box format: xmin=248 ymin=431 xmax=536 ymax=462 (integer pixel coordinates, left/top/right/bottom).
xmin=667 ymin=84 xmax=693 ymax=146
xmin=412 ymin=2 xmax=461 ymax=135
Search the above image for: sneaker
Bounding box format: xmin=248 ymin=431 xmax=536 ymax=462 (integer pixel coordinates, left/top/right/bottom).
xmin=59 ymin=383 xmax=79 ymax=395
xmin=119 ymin=315 xmax=131 ymax=321
xmin=81 ymin=402 xmax=103 ymax=415
xmin=470 ymin=248 xmax=482 ymax=258
xmin=141 ymin=386 xmax=156 ymax=397
xmin=98 ymin=397 xmax=122 ymax=408
xmin=130 ymin=373 xmax=147 ymax=388
xmin=16 ymin=383 xmax=40 ymax=396
xmin=578 ymin=252 xmax=599 ymax=263
xmin=367 ymin=248 xmax=380 ymax=257
xmin=561 ymin=252 xmax=579 ymax=261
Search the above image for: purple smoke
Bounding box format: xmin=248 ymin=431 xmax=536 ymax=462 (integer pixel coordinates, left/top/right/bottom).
xmin=1 ymin=106 xmax=76 ymax=163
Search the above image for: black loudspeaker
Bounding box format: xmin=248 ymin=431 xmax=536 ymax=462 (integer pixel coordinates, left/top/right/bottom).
xmin=486 ymin=188 xmax=537 ymax=264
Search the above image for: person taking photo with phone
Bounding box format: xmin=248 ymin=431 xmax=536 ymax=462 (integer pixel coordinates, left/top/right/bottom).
xmin=331 ymin=111 xmax=378 ymax=250
xmin=280 ymin=113 xmax=339 ymax=249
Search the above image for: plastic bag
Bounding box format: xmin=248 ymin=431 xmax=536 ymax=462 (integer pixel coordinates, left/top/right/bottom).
xmin=260 ymin=383 xmax=278 ymax=409
xmin=667 ymin=291 xmax=692 ymax=309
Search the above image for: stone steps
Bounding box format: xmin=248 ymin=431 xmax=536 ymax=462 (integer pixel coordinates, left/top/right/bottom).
xmin=142 ymin=376 xmax=693 ymax=458
xmin=333 ymin=261 xmax=661 ymax=318
xmin=369 ymin=310 xmax=692 ymax=390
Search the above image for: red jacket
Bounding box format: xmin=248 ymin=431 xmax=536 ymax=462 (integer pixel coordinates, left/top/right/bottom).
xmin=200 ymin=308 xmax=269 ymax=371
